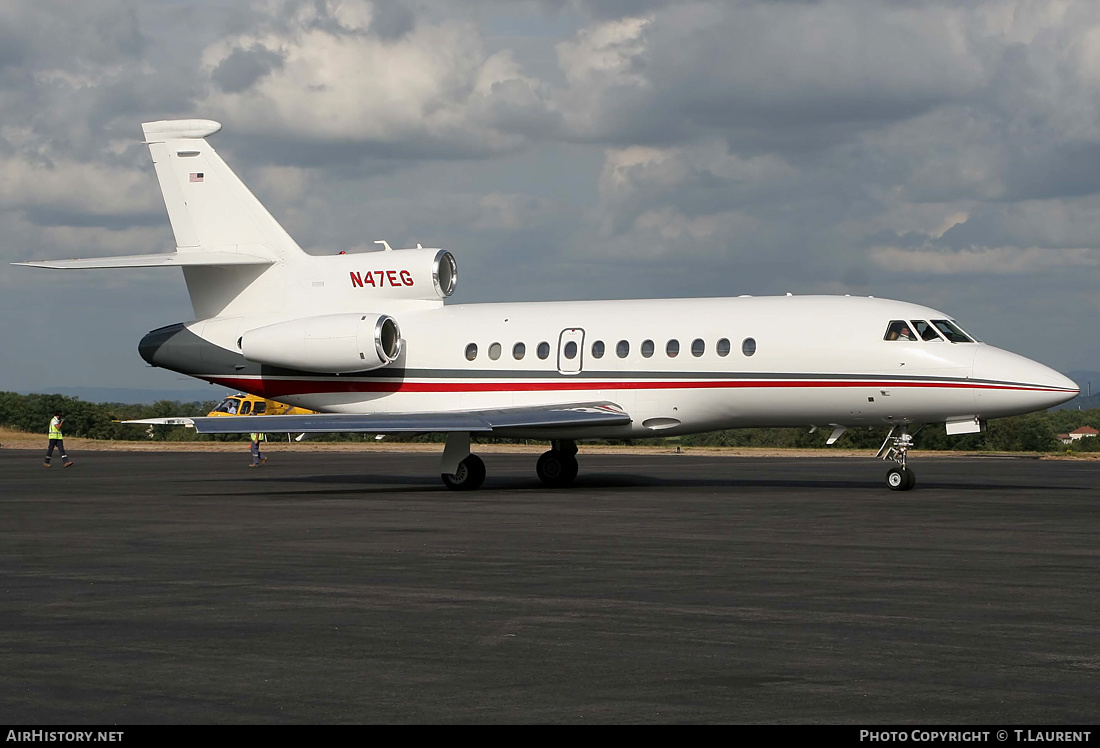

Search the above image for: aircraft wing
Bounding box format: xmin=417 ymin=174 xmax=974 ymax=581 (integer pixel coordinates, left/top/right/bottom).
xmin=124 ymin=401 xmax=631 ymax=434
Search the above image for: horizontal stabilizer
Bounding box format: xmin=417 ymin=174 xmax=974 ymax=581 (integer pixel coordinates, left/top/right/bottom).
xmin=125 ymin=402 xmax=631 ymax=434
xmin=15 ymin=251 xmax=275 ymax=270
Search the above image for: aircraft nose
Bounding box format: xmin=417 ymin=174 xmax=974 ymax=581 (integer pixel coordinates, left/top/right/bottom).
xmin=972 ymin=345 xmax=1079 ymax=414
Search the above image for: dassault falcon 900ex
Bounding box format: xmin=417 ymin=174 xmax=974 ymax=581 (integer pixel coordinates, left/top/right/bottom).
xmin=17 ymin=119 xmax=1079 ymax=491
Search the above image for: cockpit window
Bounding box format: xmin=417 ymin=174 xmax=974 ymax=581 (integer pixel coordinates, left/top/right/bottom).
xmin=213 ymin=398 xmax=241 ymax=414
xmin=910 ymin=320 xmax=943 ymax=342
xmin=884 ymin=320 xmax=916 ymax=341
xmin=931 ymin=319 xmax=975 ymax=343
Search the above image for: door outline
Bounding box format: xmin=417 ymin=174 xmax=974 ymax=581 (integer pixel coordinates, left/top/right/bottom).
xmin=557 ymin=328 xmax=585 ymax=375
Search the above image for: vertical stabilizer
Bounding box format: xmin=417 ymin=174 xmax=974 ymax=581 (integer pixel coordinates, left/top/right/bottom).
xmin=141 ymin=119 xmax=305 ymax=318
xmin=142 ymin=119 xmax=304 ymax=261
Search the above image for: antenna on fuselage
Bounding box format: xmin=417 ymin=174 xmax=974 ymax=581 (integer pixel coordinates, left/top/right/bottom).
xmin=374 ymin=240 xmax=393 ymax=251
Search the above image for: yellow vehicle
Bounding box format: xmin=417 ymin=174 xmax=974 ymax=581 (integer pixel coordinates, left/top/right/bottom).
xmin=207 ymin=393 xmax=316 ymax=417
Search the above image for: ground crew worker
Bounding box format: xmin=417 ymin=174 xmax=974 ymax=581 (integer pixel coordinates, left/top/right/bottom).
xmin=44 ymin=411 xmax=73 ymax=468
xmin=249 ymin=432 xmax=267 ymax=467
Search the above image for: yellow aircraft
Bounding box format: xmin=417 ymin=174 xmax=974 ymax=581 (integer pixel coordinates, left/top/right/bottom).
xmin=207 ymin=393 xmax=316 ymax=418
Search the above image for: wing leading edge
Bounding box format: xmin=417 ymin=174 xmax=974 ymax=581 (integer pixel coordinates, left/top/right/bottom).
xmin=125 ymin=401 xmax=631 ymax=435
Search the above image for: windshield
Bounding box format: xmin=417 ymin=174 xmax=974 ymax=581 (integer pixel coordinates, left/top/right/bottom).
xmin=931 ymin=319 xmax=975 ymax=343
xmin=910 ymin=320 xmax=943 ymax=342
xmin=213 ymin=398 xmax=241 ymax=414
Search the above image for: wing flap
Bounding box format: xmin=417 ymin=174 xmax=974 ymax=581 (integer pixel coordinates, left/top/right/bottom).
xmin=124 ymin=402 xmax=631 ymax=435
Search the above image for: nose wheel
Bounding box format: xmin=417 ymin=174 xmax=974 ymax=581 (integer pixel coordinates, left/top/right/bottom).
xmin=878 ymin=425 xmax=917 ymax=491
xmin=886 ymin=465 xmax=916 ymax=491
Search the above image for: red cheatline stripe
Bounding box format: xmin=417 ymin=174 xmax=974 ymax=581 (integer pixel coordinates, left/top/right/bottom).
xmin=205 ymin=376 xmax=1072 ymax=398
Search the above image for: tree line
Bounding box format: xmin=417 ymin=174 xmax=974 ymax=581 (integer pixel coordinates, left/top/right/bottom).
xmin=2 ymin=391 xmax=1098 ymax=453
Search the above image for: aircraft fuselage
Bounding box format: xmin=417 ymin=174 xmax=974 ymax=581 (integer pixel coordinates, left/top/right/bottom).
xmin=139 ymin=294 xmax=1078 ymax=440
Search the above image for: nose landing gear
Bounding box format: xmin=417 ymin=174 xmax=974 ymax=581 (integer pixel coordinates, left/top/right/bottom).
xmin=878 ymin=425 xmax=916 ymax=491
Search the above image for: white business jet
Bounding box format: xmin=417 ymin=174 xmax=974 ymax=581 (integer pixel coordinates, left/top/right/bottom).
xmin=17 ymin=120 xmax=1079 ymax=491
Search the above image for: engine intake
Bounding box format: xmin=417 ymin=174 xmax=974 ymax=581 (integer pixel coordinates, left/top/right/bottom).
xmin=241 ymin=313 xmax=401 ymax=373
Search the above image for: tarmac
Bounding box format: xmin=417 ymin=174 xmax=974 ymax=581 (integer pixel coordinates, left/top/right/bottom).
xmin=1 ymin=447 xmax=1098 ymax=724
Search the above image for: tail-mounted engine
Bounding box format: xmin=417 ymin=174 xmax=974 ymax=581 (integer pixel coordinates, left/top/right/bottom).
xmin=340 ymin=246 xmax=456 ymax=301
xmin=241 ymin=313 xmax=401 ymax=373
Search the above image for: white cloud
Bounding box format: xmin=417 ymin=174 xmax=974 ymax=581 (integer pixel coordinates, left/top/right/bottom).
xmin=199 ymin=3 xmax=555 ymax=154
xmin=0 ymin=155 xmax=159 ymax=231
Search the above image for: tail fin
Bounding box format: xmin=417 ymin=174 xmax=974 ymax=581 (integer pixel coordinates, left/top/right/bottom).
xmin=18 ymin=120 xmax=308 ymax=320
xmin=141 ymin=120 xmax=308 ymax=319
xmin=142 ymin=119 xmax=304 ymax=261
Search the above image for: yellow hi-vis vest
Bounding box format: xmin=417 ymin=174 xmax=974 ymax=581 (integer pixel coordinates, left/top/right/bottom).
xmin=49 ymin=417 xmax=63 ymax=439
xmin=250 ymin=432 xmax=266 ymax=442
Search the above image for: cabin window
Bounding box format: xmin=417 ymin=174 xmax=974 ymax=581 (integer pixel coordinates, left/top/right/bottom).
xmin=488 ymin=342 xmax=502 ymax=361
xmin=513 ymin=342 xmax=526 ymax=360
xmin=691 ymin=338 xmax=705 ymax=357
xmin=910 ymin=320 xmax=943 ymax=342
xmin=537 ymin=342 xmax=550 ymax=359
xmin=564 ymin=341 xmax=578 ymax=360
xmin=742 ymin=337 xmax=756 ymax=356
xmin=253 ymin=402 xmax=267 ymax=414
xmin=465 ymin=343 xmax=478 ymax=361
xmin=884 ymin=320 xmax=916 ymax=341
xmin=932 ymin=319 xmax=975 ymax=343
xmin=240 ymin=401 xmax=252 ymax=415
xmin=641 ymin=339 xmax=654 ymax=358
xmin=717 ymin=338 xmax=731 ymax=356
xmin=616 ymin=340 xmax=630 ymax=358
xmin=666 ymin=339 xmax=680 ymax=358
xmin=592 ymin=340 xmax=605 ymax=359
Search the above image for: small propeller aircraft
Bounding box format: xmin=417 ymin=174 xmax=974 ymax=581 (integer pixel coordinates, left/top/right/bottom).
xmin=17 ymin=120 xmax=1079 ymax=490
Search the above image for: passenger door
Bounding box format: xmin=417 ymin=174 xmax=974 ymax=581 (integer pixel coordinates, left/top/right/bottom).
xmin=557 ymin=328 xmax=584 ymax=375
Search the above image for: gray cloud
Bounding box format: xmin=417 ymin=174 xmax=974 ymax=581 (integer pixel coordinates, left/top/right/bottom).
xmin=212 ymin=45 xmax=286 ymax=93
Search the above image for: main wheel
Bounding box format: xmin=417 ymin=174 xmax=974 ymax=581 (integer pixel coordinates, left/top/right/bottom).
xmin=536 ymin=450 xmax=579 ymax=488
xmin=442 ymin=454 xmax=486 ymax=491
xmin=886 ymin=466 xmax=915 ymax=491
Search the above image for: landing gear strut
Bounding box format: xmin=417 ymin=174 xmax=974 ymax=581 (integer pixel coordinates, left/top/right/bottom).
xmin=878 ymin=425 xmax=916 ymax=491
xmin=536 ymin=439 xmax=579 ymax=488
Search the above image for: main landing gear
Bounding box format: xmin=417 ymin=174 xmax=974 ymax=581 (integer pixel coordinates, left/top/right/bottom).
xmin=440 ymin=434 xmax=581 ymax=490
xmin=441 ymin=453 xmax=486 ymax=491
xmin=878 ymin=425 xmax=916 ymax=491
xmin=536 ymin=440 xmax=579 ymax=488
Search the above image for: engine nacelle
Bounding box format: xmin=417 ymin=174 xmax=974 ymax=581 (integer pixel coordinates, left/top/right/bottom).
xmin=341 ymin=247 xmax=457 ymax=300
xmin=241 ymin=313 xmax=401 ymax=373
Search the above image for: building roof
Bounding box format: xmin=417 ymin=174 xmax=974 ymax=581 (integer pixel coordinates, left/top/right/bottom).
xmin=1069 ymin=426 xmax=1099 ymax=436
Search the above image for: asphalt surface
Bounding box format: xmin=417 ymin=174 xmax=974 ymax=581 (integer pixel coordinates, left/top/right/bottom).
xmin=1 ymin=447 xmax=1098 ymax=724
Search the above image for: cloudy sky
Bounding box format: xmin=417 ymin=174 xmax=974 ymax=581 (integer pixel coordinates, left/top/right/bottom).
xmin=2 ymin=0 xmax=1098 ymax=398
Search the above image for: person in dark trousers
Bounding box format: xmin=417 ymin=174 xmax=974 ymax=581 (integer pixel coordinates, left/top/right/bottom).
xmin=249 ymin=432 xmax=267 ymax=467
xmin=44 ymin=411 xmax=73 ymax=468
